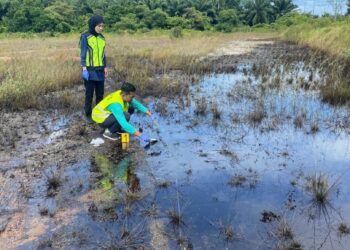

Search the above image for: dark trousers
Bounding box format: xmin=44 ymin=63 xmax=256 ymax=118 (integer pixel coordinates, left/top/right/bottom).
xmin=84 ymin=80 xmax=104 ymax=117
xmin=100 ymin=107 xmax=135 ymax=133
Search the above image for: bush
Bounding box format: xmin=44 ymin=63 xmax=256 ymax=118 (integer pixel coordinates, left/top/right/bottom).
xmin=170 ymin=27 xmax=183 ymax=38
xmin=217 ymin=9 xmax=239 ymax=26
xmin=113 ymin=14 xmax=139 ymax=31
xmin=216 ymin=23 xmax=233 ymax=32
xmin=166 ymin=16 xmax=188 ymax=28
xmin=183 ymin=7 xmax=210 ymax=31
xmin=144 ymin=8 xmax=168 ymax=29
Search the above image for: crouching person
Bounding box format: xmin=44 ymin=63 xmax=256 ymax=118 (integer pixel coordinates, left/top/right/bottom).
xmin=92 ymin=82 xmax=152 ymax=141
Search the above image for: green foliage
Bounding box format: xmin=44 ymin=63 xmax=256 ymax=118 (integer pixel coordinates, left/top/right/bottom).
xmin=166 ymin=16 xmax=188 ymax=28
xmin=272 ymin=0 xmax=297 ymax=19
xmin=114 ymin=14 xmax=139 ymax=31
xmin=243 ymin=0 xmax=273 ymax=25
xmin=170 ymin=26 xmax=183 ymax=38
xmin=0 ymin=0 xmax=299 ymax=33
xmin=144 ymin=8 xmax=168 ymax=29
xmin=184 ymin=7 xmax=210 ymax=30
xmin=216 ymin=9 xmax=239 ymax=31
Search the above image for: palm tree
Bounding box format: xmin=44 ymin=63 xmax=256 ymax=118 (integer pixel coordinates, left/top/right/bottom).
xmin=165 ymin=0 xmax=188 ymax=16
xmin=189 ymin=0 xmax=214 ymax=13
xmin=141 ymin=0 xmax=166 ymax=10
xmin=244 ymin=0 xmax=273 ymax=26
xmin=224 ymin=0 xmax=241 ymax=10
xmin=271 ymin=0 xmax=296 ymax=18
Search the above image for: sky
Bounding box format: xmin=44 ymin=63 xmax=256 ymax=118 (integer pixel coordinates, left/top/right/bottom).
xmin=293 ymin=0 xmax=348 ymax=15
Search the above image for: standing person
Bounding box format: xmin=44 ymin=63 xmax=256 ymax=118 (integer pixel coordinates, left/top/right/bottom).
xmin=92 ymin=82 xmax=152 ymax=141
xmin=80 ymin=15 xmax=108 ymax=123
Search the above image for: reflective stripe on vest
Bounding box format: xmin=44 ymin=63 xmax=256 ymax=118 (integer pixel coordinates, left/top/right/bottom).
xmin=92 ymin=90 xmax=129 ymax=124
xmin=85 ymin=34 xmax=106 ymax=67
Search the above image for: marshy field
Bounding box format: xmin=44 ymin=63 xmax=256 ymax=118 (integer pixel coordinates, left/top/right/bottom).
xmin=1 ymin=32 xmax=350 ymax=249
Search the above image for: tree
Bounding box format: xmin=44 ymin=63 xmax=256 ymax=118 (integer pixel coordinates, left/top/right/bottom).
xmin=104 ymin=4 xmax=132 ymax=27
xmin=224 ymin=0 xmax=241 ymax=9
xmin=347 ymin=0 xmax=350 ymax=15
xmin=327 ymin=0 xmax=343 ymax=16
xmin=243 ymin=0 xmax=273 ymax=26
xmin=216 ymin=8 xmax=239 ymax=31
xmin=144 ymin=8 xmax=168 ymax=28
xmin=134 ymin=4 xmax=150 ymax=20
xmin=0 ymin=1 xmax=10 ymax=21
xmin=183 ymin=7 xmax=210 ymax=30
xmin=166 ymin=16 xmax=188 ymax=28
xmin=271 ymin=0 xmax=296 ymax=19
xmin=114 ymin=13 xmax=139 ymax=30
xmin=165 ymin=0 xmax=188 ymax=16
xmin=141 ymin=0 xmax=166 ymax=10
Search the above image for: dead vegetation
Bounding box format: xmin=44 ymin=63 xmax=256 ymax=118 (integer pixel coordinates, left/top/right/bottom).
xmin=228 ymin=174 xmax=247 ymax=187
xmin=210 ymin=101 xmax=221 ymax=121
xmin=156 ymin=180 xmax=172 ymax=189
xmin=338 ymin=223 xmax=350 ymax=237
xmin=167 ymin=209 xmax=185 ymax=227
xmin=293 ymin=112 xmax=306 ymax=128
xmin=194 ymin=97 xmax=207 ymax=116
xmin=46 ymin=171 xmax=61 ymax=197
xmin=210 ymin=220 xmax=241 ymax=243
xmin=267 ymin=219 xmax=302 ymax=250
xmin=246 ymin=101 xmax=266 ymax=126
xmin=219 ymin=149 xmax=239 ymax=162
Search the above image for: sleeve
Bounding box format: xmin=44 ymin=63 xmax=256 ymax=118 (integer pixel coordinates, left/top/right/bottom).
xmin=80 ymin=35 xmax=87 ymax=67
xmin=130 ymin=98 xmax=147 ymax=113
xmin=107 ymin=103 xmax=137 ymax=134
xmin=103 ymin=48 xmax=107 ymax=67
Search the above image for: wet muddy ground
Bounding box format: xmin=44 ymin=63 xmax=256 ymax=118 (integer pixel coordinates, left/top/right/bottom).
xmin=1 ymin=39 xmax=350 ymax=249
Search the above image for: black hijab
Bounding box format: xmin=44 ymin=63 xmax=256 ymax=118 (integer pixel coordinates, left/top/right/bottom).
xmin=88 ymin=15 xmax=104 ymax=36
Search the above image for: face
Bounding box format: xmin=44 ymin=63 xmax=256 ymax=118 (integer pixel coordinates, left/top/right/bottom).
xmin=123 ymin=92 xmax=135 ymax=103
xmin=94 ymin=23 xmax=104 ymax=34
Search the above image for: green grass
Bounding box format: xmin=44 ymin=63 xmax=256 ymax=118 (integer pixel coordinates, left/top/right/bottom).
xmin=273 ymin=13 xmax=350 ymax=105
xmin=279 ymin=14 xmax=350 ymax=57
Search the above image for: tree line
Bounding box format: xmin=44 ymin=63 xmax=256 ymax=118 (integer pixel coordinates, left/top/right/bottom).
xmin=0 ymin=0 xmax=297 ymax=33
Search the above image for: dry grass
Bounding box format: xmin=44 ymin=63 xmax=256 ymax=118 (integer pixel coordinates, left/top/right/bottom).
xmin=194 ymin=96 xmax=207 ymax=116
xmin=338 ymin=222 xmax=350 ymax=237
xmin=0 ymin=32 xmax=277 ymax=110
xmin=321 ymin=82 xmax=350 ymax=105
xmin=246 ymin=104 xmax=266 ymax=126
xmin=228 ymin=174 xmax=247 ymax=187
xmin=210 ymin=220 xmax=241 ymax=243
xmin=46 ymin=172 xmax=61 ymax=197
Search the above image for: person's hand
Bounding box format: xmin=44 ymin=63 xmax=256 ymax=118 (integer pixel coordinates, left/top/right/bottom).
xmin=104 ymin=67 xmax=108 ymax=77
xmin=146 ymin=110 xmax=152 ymax=116
xmin=82 ymin=69 xmax=89 ymax=81
xmin=134 ymin=130 xmax=141 ymax=137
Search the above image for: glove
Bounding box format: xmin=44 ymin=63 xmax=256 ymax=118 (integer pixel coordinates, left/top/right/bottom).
xmin=82 ymin=69 xmax=89 ymax=81
xmin=139 ymin=133 xmax=150 ymax=142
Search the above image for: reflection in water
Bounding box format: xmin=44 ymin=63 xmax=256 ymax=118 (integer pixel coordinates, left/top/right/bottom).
xmin=94 ymin=154 xmax=140 ymax=193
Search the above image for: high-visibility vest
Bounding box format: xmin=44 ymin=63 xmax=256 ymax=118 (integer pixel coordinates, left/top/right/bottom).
xmin=92 ymin=90 xmax=128 ymax=123
xmin=80 ymin=33 xmax=106 ymax=68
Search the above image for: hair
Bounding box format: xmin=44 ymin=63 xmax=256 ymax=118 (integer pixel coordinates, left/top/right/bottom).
xmin=121 ymin=82 xmax=136 ymax=95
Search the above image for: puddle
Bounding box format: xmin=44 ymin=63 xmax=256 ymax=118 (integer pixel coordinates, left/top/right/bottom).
xmin=132 ymin=65 xmax=350 ymax=248
xmin=4 ymin=42 xmax=350 ymax=249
